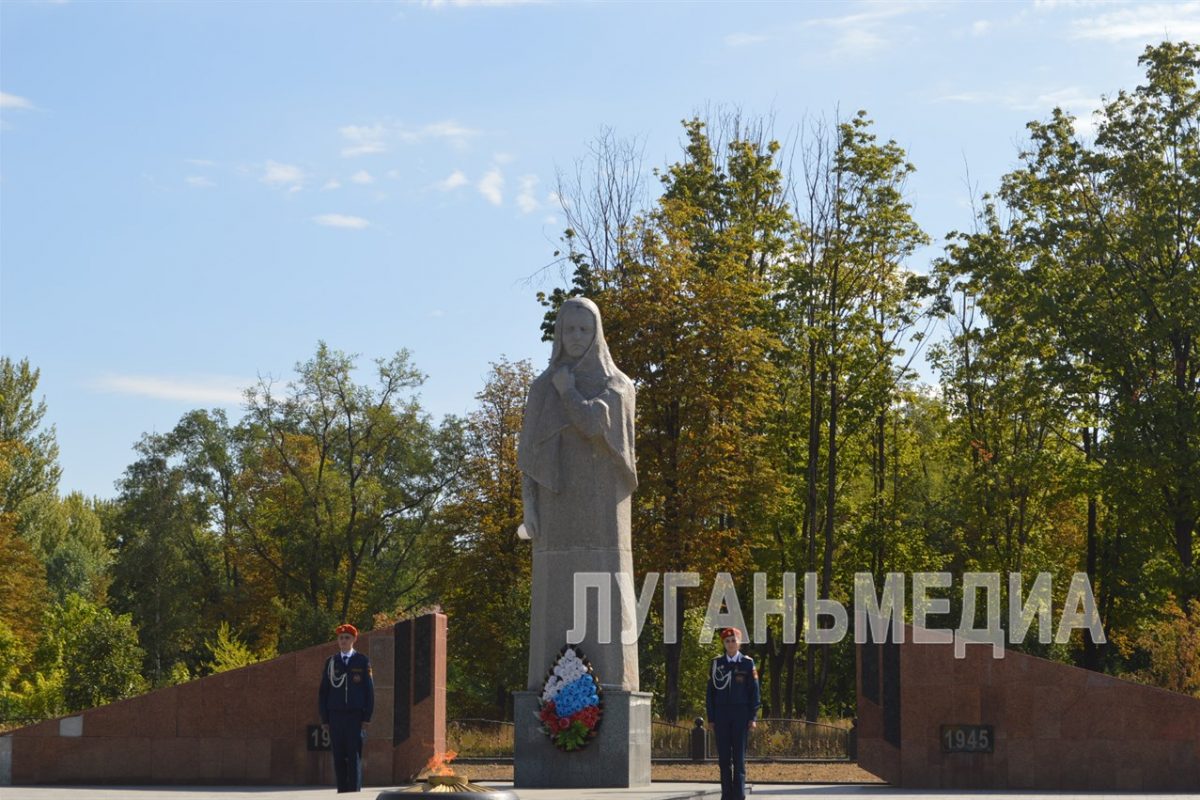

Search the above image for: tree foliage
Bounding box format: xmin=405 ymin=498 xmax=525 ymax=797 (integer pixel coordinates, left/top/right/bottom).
xmin=429 ymin=358 xmax=534 ymax=718
xmin=6 ymin=40 xmax=1200 ymax=729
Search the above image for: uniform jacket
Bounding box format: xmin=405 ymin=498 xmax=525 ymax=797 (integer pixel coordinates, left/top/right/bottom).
xmin=319 ymin=651 xmax=375 ymax=723
xmin=706 ymin=653 xmax=761 ymax=722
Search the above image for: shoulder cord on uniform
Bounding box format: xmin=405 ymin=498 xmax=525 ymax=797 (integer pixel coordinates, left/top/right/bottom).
xmin=328 ymin=656 xmax=349 ymax=701
xmin=711 ymin=658 xmax=732 ymax=691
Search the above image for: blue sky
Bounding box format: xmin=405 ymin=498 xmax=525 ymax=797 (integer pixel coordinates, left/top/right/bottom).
xmin=3 ymin=0 xmax=1199 ymax=499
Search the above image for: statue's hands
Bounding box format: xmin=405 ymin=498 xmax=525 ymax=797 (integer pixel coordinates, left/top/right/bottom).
xmin=552 ymin=366 xmax=575 ymax=395
xmin=519 ymin=514 xmax=537 ymax=540
xmin=521 ymin=476 xmax=538 ymax=540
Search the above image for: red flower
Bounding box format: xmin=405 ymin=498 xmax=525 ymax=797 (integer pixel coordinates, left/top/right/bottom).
xmin=570 ymin=706 xmax=600 ymax=729
xmin=557 ymin=717 xmax=571 ymax=730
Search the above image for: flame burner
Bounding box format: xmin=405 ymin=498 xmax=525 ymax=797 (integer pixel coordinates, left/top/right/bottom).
xmin=376 ymin=773 xmax=520 ymax=797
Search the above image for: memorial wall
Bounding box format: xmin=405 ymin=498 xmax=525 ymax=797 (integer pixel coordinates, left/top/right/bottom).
xmin=856 ymin=623 xmax=1200 ymax=790
xmin=0 ymin=613 xmax=446 ymax=787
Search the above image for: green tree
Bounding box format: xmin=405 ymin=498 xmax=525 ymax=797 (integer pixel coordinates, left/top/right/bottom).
xmin=998 ymin=41 xmax=1200 ymax=604
xmin=0 ymin=358 xmax=57 ymax=649
xmin=204 ymin=622 xmax=267 ymax=674
xmin=783 ymin=111 xmax=931 ymax=719
xmin=0 ymin=513 xmax=47 ymax=648
xmin=1129 ymin=596 xmax=1200 ymax=696
xmin=110 ymin=428 xmax=224 ymax=684
xmin=0 ymin=357 xmax=61 ymax=518
xmin=33 ymin=594 xmax=145 ymax=713
xmin=22 ymin=492 xmax=113 ymax=603
xmin=545 ymin=115 xmax=789 ymax=720
xmin=241 ymin=342 xmax=462 ymax=649
xmin=432 ymin=358 xmax=533 ymax=718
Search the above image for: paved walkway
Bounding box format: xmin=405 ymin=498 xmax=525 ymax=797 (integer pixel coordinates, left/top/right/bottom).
xmin=2 ymin=785 xmax=1198 ymax=799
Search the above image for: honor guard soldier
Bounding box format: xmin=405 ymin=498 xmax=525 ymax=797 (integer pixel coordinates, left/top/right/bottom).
xmin=706 ymin=626 xmax=761 ymax=800
xmin=318 ymin=623 xmax=374 ymax=793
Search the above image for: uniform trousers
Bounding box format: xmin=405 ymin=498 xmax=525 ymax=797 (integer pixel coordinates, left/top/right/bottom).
xmin=329 ymin=709 xmax=365 ymax=793
xmin=713 ymin=716 xmax=750 ymax=800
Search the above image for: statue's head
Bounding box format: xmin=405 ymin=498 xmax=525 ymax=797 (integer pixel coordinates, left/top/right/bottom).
xmin=559 ymin=300 xmax=597 ymax=360
xmin=551 ymin=296 xmax=604 ymax=367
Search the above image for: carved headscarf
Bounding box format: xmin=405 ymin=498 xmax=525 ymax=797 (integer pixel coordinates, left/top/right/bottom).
xmin=518 ymin=297 xmax=637 ymax=493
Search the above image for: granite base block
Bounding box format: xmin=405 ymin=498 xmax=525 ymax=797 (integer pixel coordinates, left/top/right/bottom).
xmin=513 ymin=690 xmax=651 ymax=788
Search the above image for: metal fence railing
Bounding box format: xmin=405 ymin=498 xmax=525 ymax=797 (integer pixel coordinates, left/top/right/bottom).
xmin=651 ymin=719 xmax=694 ymax=759
xmin=446 ymin=718 xmax=515 ymax=759
xmin=712 ymin=717 xmax=851 ymax=761
xmin=447 ymin=716 xmax=852 ymax=762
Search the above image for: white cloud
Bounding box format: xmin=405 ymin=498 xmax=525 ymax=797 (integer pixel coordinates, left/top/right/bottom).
xmin=936 ymin=84 xmax=1102 ymax=135
xmin=1070 ymin=2 xmax=1200 ymax=41
xmin=404 ymin=119 xmax=480 ymax=147
xmin=937 ymin=90 xmax=990 ymax=104
xmin=1034 ymin=0 xmax=1124 ymax=10
xmin=262 ymin=161 xmax=305 ymax=189
xmin=516 ymin=174 xmax=539 ymax=213
xmin=350 ymin=169 xmax=374 ymax=184
xmin=493 ymin=152 xmax=516 ymax=164
xmin=340 ymin=124 xmax=388 ymax=157
xmin=801 ymin=2 xmax=929 ymax=58
xmin=970 ymin=19 xmax=992 ymax=36
xmin=478 ymin=168 xmax=504 ymax=205
xmin=937 ymin=86 xmax=1099 ymax=116
xmin=1028 ymin=87 xmax=1101 ymax=115
xmin=1071 ymin=113 xmax=1101 ymax=139
xmin=185 ymin=176 xmax=214 ymax=188
xmin=314 ymin=213 xmax=370 ymax=229
xmin=323 ymin=178 xmax=342 ymax=190
xmin=833 ymin=27 xmax=887 ymax=56
xmin=0 ymin=91 xmax=33 ymax=110
xmin=725 ymin=32 xmax=769 ymax=47
xmin=438 ymin=169 xmax=469 ymax=191
xmin=93 ymin=374 xmax=246 ymax=405
xmin=340 ymin=119 xmax=481 ymax=154
xmin=421 ymin=0 xmax=544 ymax=7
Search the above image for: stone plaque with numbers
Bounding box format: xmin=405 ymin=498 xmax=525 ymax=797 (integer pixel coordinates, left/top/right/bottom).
xmin=940 ymin=724 xmax=993 ymax=753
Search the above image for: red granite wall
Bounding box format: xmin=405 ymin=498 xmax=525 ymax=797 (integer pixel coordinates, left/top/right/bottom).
xmin=3 ymin=612 xmax=446 ymax=786
xmin=390 ymin=613 xmax=446 ymax=783
xmin=856 ymin=624 xmax=1200 ymax=790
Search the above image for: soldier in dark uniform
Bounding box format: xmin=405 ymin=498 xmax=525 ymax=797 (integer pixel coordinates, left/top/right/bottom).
xmin=318 ymin=623 xmax=374 ymax=793
xmin=706 ymin=626 xmax=760 ymax=800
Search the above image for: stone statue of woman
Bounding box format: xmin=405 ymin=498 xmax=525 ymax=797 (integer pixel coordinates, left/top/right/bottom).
xmin=518 ymin=297 xmax=639 ymax=692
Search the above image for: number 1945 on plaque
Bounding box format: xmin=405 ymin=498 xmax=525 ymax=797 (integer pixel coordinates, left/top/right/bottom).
xmin=941 ymin=724 xmax=993 ymax=753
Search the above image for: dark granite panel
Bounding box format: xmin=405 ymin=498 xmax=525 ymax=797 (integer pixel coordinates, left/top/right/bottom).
xmin=393 ymin=619 xmax=412 ymax=746
xmin=882 ymin=637 xmax=901 ymax=747
xmin=862 ymin=641 xmax=880 ymax=705
xmin=414 ymin=614 xmax=432 ymax=704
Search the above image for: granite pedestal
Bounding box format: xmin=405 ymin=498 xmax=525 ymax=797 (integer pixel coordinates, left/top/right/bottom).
xmin=513 ymin=690 xmax=651 ymax=788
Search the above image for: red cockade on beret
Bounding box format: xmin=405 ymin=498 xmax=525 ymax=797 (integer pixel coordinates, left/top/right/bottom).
xmin=335 ymin=623 xmax=358 ymax=638
xmin=719 ymin=627 xmax=743 ymax=641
